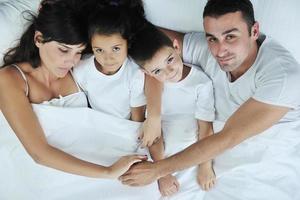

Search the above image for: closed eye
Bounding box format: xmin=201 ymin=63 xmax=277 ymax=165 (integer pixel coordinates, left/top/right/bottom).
xmin=59 ymin=48 xmax=68 ymax=53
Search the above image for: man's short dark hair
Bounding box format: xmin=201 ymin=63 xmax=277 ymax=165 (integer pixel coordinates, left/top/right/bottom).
xmin=203 ymin=0 xmax=255 ymax=35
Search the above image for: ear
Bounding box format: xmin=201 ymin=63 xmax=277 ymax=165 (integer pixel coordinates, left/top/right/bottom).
xmin=251 ymin=21 xmax=260 ymax=39
xmin=140 ymin=68 xmax=150 ymax=75
xmin=34 ymin=31 xmax=44 ymax=47
xmin=173 ymin=39 xmax=182 ymax=55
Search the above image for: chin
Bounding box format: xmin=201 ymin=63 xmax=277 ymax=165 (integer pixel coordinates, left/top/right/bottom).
xmin=57 ymin=71 xmax=69 ymax=78
xmin=220 ymin=64 xmax=232 ymax=72
xmin=168 ymin=77 xmax=180 ymax=83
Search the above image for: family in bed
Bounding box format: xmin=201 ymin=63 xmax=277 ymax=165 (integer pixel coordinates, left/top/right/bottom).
xmin=0 ymin=0 xmax=299 ymax=199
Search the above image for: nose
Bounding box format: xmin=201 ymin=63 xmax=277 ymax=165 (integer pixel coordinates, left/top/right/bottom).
xmin=216 ymin=42 xmax=228 ymax=58
xmin=165 ymin=65 xmax=175 ymax=77
xmin=65 ymin=53 xmax=81 ymax=67
xmin=103 ymin=52 xmax=114 ymax=62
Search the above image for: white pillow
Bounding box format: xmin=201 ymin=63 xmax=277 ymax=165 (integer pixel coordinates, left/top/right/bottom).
xmin=0 ymin=0 xmax=40 ymax=66
xmin=144 ymin=0 xmax=300 ymax=63
xmin=1 ymin=0 xmax=299 ymax=64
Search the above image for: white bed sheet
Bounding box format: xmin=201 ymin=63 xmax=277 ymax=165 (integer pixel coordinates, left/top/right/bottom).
xmin=0 ymin=105 xmax=160 ymax=200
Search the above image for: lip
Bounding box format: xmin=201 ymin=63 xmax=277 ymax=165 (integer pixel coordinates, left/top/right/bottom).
xmin=218 ymin=56 xmax=234 ymax=63
xmin=58 ymin=67 xmax=71 ymax=73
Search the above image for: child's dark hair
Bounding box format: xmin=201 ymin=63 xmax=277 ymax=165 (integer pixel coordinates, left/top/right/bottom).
xmin=203 ymin=0 xmax=255 ymax=35
xmin=1 ymin=0 xmax=87 ymax=68
xmin=87 ymin=0 xmax=146 ymax=48
xmin=129 ymin=22 xmax=173 ymax=67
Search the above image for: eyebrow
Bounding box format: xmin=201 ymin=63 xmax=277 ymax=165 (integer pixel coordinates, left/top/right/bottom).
xmin=206 ymin=28 xmax=239 ymax=37
xmin=60 ymin=44 xmax=72 ymax=49
xmin=164 ymin=53 xmax=173 ymax=63
xmin=92 ymin=43 xmax=123 ymax=48
xmin=60 ymin=43 xmax=86 ymax=50
xmin=112 ymin=43 xmax=123 ymax=46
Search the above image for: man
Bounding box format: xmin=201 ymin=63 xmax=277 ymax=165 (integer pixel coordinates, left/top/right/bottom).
xmin=120 ymin=0 xmax=300 ymax=199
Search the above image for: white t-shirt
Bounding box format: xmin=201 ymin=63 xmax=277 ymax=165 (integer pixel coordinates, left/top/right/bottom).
xmin=183 ymin=32 xmax=300 ymax=123
xmin=161 ymin=64 xmax=215 ymax=159
xmin=161 ymin=64 xmax=215 ymax=122
xmin=73 ymin=55 xmax=146 ymax=119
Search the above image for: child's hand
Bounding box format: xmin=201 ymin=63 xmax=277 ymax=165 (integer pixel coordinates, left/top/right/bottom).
xmin=109 ymin=155 xmax=148 ymax=179
xmin=158 ymin=174 xmax=180 ymax=197
xmin=139 ymin=117 xmax=161 ymax=147
xmin=197 ymin=162 xmax=216 ymax=191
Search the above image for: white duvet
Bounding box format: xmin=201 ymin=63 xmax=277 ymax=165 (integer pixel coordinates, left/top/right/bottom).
xmin=0 ymin=105 xmax=206 ymax=200
xmin=1 ymin=105 xmax=300 ymax=200
xmin=0 ymin=105 xmax=160 ymax=200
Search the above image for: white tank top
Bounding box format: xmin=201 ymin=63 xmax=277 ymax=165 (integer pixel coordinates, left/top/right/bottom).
xmin=11 ymin=64 xmax=88 ymax=107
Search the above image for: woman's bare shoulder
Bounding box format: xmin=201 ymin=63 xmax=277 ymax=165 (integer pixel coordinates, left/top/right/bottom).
xmin=0 ymin=63 xmax=30 ymax=92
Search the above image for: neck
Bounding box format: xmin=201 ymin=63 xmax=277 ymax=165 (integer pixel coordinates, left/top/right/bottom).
xmin=35 ymin=65 xmax=60 ymax=87
xmin=94 ymin=59 xmax=121 ymax=75
xmin=178 ymin=65 xmax=191 ymax=82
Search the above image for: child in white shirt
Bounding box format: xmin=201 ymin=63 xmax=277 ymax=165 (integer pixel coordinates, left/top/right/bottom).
xmin=129 ymin=22 xmax=216 ymax=193
xmin=73 ymin=1 xmax=177 ymax=196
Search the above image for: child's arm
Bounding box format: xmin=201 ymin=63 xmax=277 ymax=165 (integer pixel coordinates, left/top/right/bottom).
xmin=139 ymin=75 xmax=163 ymax=147
xmin=149 ymin=137 xmax=180 ymax=196
xmin=131 ymin=105 xmax=146 ymax=122
xmin=197 ymin=120 xmax=216 ymax=190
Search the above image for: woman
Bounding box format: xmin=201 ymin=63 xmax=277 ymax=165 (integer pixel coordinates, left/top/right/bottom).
xmin=0 ymin=0 xmax=145 ymax=179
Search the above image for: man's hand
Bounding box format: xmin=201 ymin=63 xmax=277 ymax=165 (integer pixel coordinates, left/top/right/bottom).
xmin=119 ymin=161 xmax=160 ymax=186
xmin=139 ymin=117 xmax=161 ymax=147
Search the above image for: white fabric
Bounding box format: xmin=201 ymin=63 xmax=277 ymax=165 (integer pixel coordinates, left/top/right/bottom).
xmin=40 ymin=92 xmax=88 ymax=108
xmin=73 ymin=55 xmax=146 ymax=119
xmin=0 ymin=105 xmax=160 ymax=200
xmin=1 ymin=1 xmax=300 ymax=199
xmin=159 ymin=65 xmax=215 ymax=199
xmin=162 ymin=118 xmax=206 ymax=200
xmin=0 ymin=0 xmax=41 ymax=65
xmin=162 ymin=64 xmax=215 ymax=122
xmin=183 ymin=32 xmax=300 ymax=122
xmin=2 ymin=0 xmax=300 ymax=64
xmin=182 ymin=32 xmax=300 ymax=200
xmin=143 ymin=0 xmax=300 ymax=63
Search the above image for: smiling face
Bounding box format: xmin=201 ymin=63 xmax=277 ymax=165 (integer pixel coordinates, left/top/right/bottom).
xmin=204 ymin=11 xmax=259 ymax=75
xmin=142 ymin=45 xmax=183 ymax=83
xmin=35 ymin=32 xmax=85 ymax=78
xmin=91 ymin=33 xmax=128 ymax=75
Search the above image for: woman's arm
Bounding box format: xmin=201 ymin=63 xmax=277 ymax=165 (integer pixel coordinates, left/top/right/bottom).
xmin=0 ymin=68 xmax=143 ymax=178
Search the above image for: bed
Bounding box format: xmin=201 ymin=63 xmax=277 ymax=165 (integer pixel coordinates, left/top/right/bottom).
xmin=1 ymin=0 xmax=300 ymax=199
